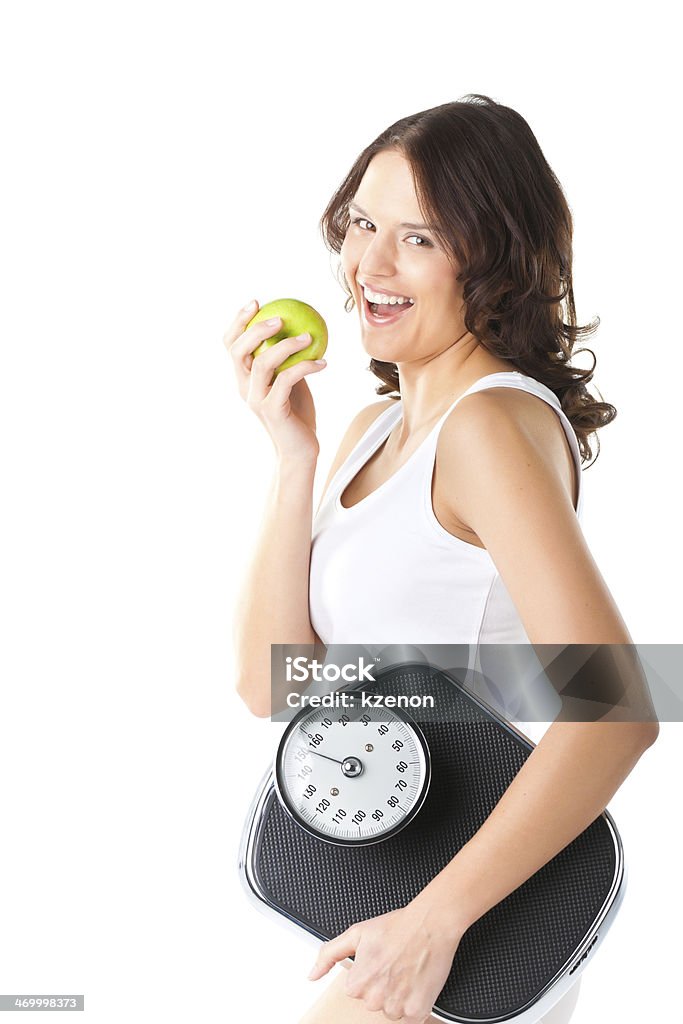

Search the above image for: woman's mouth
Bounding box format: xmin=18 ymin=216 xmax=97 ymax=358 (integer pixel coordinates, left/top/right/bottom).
xmin=362 ymin=293 xmax=416 ymax=328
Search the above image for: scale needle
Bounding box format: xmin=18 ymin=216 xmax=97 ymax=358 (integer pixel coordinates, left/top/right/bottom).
xmin=307 ymin=749 xmax=346 ymax=766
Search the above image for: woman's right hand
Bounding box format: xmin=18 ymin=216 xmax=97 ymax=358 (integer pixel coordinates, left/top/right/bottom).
xmin=224 ymin=300 xmax=327 ymax=463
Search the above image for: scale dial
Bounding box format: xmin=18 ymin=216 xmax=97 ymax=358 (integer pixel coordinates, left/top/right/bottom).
xmin=273 ymin=701 xmax=431 ymax=846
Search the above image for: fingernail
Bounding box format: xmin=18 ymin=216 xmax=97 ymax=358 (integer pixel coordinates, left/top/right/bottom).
xmin=266 ymin=316 xmax=281 ymax=325
xmin=295 ymin=333 xmax=310 ymax=341
xmin=314 ymin=359 xmax=326 ymax=366
xmin=242 ymin=299 xmax=257 ymax=312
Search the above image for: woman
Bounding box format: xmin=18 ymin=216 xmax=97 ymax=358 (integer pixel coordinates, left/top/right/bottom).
xmin=226 ymin=95 xmax=658 ymax=1024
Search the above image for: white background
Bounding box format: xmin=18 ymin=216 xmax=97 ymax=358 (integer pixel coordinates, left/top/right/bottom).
xmin=0 ymin=1 xmax=680 ymax=1022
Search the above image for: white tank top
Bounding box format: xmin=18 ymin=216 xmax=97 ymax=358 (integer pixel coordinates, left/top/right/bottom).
xmin=309 ymin=372 xmax=584 ymax=649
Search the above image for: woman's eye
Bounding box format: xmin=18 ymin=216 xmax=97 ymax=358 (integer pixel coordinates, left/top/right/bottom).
xmin=350 ymin=217 xmax=431 ymax=248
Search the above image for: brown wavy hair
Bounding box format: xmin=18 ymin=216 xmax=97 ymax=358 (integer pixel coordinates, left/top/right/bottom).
xmin=318 ymin=94 xmax=616 ymax=466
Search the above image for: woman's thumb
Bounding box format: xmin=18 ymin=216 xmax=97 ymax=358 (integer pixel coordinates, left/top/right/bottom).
xmin=307 ymin=926 xmax=359 ymax=980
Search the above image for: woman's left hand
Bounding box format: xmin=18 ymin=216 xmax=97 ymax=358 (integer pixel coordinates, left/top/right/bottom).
xmin=306 ymin=891 xmax=467 ymax=1024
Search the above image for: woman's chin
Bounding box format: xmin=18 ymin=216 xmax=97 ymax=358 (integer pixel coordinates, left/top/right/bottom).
xmin=358 ymin=321 xmax=409 ymax=364
xmin=360 ymin=339 xmax=389 ymax=361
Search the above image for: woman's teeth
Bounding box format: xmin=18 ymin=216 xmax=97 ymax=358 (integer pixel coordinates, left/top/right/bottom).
xmin=362 ymin=287 xmax=414 ymax=306
xmin=363 ymin=291 xmax=416 ymax=324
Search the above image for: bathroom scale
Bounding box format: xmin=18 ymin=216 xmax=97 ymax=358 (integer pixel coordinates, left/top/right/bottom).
xmin=239 ymin=661 xmax=626 ymax=1023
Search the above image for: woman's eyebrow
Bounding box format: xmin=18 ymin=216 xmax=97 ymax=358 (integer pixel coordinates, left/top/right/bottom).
xmin=348 ymin=202 xmax=436 ymax=232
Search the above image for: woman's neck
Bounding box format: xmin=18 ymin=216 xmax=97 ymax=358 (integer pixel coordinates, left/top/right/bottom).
xmin=393 ymin=343 xmax=516 ymax=443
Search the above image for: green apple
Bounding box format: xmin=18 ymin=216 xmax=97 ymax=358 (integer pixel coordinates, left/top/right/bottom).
xmin=247 ymin=298 xmax=328 ymax=374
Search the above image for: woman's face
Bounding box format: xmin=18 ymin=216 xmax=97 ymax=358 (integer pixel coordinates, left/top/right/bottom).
xmin=340 ymin=148 xmax=466 ymax=365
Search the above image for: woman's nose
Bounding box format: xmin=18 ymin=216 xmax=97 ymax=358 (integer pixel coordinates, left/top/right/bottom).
xmin=358 ymin=233 xmax=397 ymax=278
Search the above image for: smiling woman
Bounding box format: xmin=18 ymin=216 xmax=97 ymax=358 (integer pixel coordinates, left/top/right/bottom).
xmin=227 ymin=92 xmax=658 ymax=1024
xmin=320 ymin=94 xmax=616 ymax=467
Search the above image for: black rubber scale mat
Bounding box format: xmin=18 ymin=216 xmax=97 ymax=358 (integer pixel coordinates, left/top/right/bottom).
xmin=246 ymin=663 xmax=622 ymax=1021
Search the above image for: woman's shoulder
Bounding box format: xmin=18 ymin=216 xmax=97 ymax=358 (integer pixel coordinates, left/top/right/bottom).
xmin=337 ymin=397 xmax=398 ymax=453
xmin=436 ymin=382 xmax=578 ymax=518
xmin=350 ymin=396 xmax=399 ymax=434
xmin=442 ymin=380 xmax=570 ymax=457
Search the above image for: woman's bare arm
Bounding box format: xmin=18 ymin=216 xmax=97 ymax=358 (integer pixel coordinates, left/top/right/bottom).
xmin=233 ymin=457 xmax=319 ymax=717
xmin=233 ymin=400 xmax=395 ymax=717
xmin=414 ymin=388 xmax=659 ymax=930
